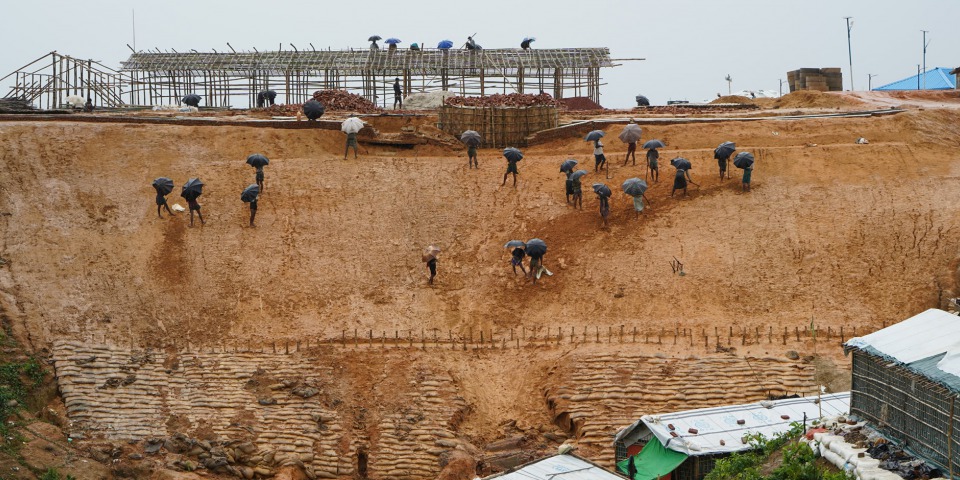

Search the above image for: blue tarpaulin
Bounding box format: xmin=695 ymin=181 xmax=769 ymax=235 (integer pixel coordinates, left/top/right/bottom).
xmin=874 ymin=67 xmax=956 ymax=91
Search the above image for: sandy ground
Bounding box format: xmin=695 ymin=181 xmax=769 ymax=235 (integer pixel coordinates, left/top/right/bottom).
xmin=2 ymin=96 xmax=960 ymax=476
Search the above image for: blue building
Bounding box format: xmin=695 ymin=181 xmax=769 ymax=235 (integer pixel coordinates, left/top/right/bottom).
xmin=873 ymin=67 xmax=956 ymax=90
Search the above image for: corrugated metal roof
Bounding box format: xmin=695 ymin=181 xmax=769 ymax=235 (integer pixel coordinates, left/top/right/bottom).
xmin=873 ymin=67 xmax=956 ymax=90
xmin=627 ymin=393 xmax=850 ymax=456
xmin=484 ymin=454 xmax=626 ymax=480
xmin=844 ymin=308 xmax=960 ymax=392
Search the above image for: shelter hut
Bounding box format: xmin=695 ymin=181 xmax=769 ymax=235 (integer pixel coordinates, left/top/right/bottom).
xmin=873 ymin=68 xmax=957 ymax=91
xmin=481 ymin=453 xmax=625 ymax=480
xmin=844 ymin=308 xmax=960 ymax=477
xmin=612 ymin=393 xmax=851 ymax=480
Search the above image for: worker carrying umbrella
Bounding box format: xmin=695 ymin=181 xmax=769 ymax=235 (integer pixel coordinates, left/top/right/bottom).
xmin=525 ymin=238 xmax=551 ymax=284
xmin=643 ymin=139 xmax=665 ymax=182
xmin=461 ymin=130 xmax=482 ymax=169
xmin=593 ymin=183 xmax=612 ymax=227
xmin=569 ymin=170 xmax=588 ymax=209
xmin=247 ymin=153 xmax=269 ymax=192
xmin=241 ymin=184 xmax=260 ymax=227
xmin=619 ymin=121 xmax=642 ymax=166
xmin=302 ymin=99 xmax=325 ymax=121
xmin=670 ymin=157 xmax=695 ymax=197
xmin=733 ymin=152 xmax=755 ymax=192
xmin=502 ymin=147 xmax=523 ymax=187
xmin=152 ymin=177 xmax=175 ymax=218
xmin=342 ymin=116 xmax=365 ymax=160
xmin=560 ymin=159 xmax=578 ymax=204
xmin=622 ymin=178 xmax=650 ymax=219
xmin=181 ymin=178 xmax=205 ymax=227
xmin=585 ymin=130 xmax=606 ymax=174
xmin=714 ymin=141 xmax=736 ymax=180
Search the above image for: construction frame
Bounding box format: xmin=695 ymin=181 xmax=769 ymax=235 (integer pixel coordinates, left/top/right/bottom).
xmin=3 ymin=48 xmax=617 ymax=110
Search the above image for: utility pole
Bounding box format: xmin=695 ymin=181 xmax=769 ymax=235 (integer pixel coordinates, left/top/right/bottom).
xmin=921 ymin=30 xmax=928 ymax=86
xmin=779 ymin=78 xmax=786 ymax=96
xmin=844 ymin=17 xmax=854 ymax=90
xmin=725 ymin=74 xmax=732 ymax=95
xmin=868 ymin=74 xmax=878 ymax=90
xmin=917 ymin=65 xmax=921 ymax=90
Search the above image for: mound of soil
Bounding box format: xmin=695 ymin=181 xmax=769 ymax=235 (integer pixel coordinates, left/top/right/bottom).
xmin=312 ymin=89 xmax=382 ymax=113
xmin=710 ymin=95 xmax=755 ymax=105
xmin=772 ymin=91 xmax=865 ymax=109
xmin=559 ymin=97 xmax=604 ymax=110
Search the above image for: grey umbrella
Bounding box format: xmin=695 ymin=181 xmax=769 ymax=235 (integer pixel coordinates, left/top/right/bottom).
xmin=461 ymin=130 xmax=482 ymax=147
xmin=152 ymin=177 xmax=174 ymax=196
xmin=643 ymin=139 xmax=666 ymax=149
xmin=241 ymin=184 xmax=260 ymax=203
xmin=503 ymin=147 xmax=523 ymax=162
xmin=715 ymin=141 xmax=736 ymax=159
xmin=670 ymin=157 xmax=692 ymax=170
xmin=525 ymin=238 xmax=547 ymax=257
xmin=368 ymin=35 xmax=382 ymax=42
xmin=570 ymin=169 xmax=589 ymax=181
xmin=246 ymin=154 xmax=269 ymax=168
xmin=181 ymin=178 xmax=204 ymax=200
xmin=619 ymin=124 xmax=643 ymax=144
xmin=584 ymin=130 xmax=606 ymax=142
xmin=182 ymin=94 xmax=201 ymax=107
xmin=504 ymin=240 xmax=526 ymax=249
xmin=733 ymin=152 xmax=755 ymax=169
xmin=302 ymin=100 xmax=325 ymax=120
xmin=592 ymin=183 xmax=612 ymax=197
xmin=560 ymin=159 xmax=578 ymax=173
xmin=636 ymin=95 xmax=650 ymax=106
xmin=622 ymin=178 xmax=648 ymax=197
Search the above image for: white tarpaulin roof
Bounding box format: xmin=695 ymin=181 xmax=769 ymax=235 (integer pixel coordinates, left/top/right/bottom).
xmin=845 ymin=309 xmax=960 ymax=364
xmin=484 ymin=454 xmax=624 ymax=480
xmin=636 ymin=393 xmax=850 ymax=456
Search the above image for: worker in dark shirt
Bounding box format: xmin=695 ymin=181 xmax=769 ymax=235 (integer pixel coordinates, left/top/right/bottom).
xmin=393 ymin=77 xmax=403 ymax=110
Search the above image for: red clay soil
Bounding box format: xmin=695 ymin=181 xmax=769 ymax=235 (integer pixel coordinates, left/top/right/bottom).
xmin=559 ymin=96 xmax=604 ymax=110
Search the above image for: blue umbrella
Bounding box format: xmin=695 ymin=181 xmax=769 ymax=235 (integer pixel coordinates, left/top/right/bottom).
xmin=521 ymin=37 xmax=536 ymax=49
xmin=570 ymin=169 xmax=588 ymax=181
xmin=385 ymin=38 xmax=401 ymax=45
xmin=622 ymin=178 xmax=648 ymax=197
xmin=643 ymin=139 xmax=665 ymax=149
xmin=560 ymin=159 xmax=578 ymax=173
xmin=503 ymin=147 xmax=523 ymax=162
xmin=733 ymin=152 xmax=755 ymax=169
xmin=585 ymin=130 xmax=605 ymax=142
xmin=438 ymin=40 xmax=454 ymax=49
xmin=592 ymin=183 xmax=612 ymax=197
xmin=715 ymin=141 xmax=736 ymax=159
xmin=670 ymin=157 xmax=692 ymax=170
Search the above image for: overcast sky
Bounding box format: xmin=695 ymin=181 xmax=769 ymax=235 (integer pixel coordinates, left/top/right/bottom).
xmin=2 ymin=0 xmax=957 ymax=108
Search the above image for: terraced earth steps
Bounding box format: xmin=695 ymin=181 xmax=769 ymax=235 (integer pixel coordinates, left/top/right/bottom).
xmin=53 ymin=341 xmax=468 ymax=479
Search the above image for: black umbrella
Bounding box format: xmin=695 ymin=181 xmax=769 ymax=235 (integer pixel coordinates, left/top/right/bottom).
xmin=525 ymin=238 xmax=547 ymax=257
xmin=733 ymin=152 xmax=755 ymax=169
xmin=715 ymin=141 xmax=736 ymax=159
xmin=521 ymin=37 xmax=536 ymax=50
xmin=570 ymin=169 xmax=588 ymax=181
xmin=503 ymin=147 xmax=523 ymax=162
xmin=560 ymin=159 xmax=578 ymax=173
xmin=181 ymin=178 xmax=204 ymax=200
xmin=241 ymin=184 xmax=260 ymax=203
xmin=246 ymin=154 xmax=269 ymax=168
xmin=584 ymin=130 xmax=605 ymax=142
xmin=635 ymin=95 xmax=650 ymax=106
xmin=182 ymin=94 xmax=201 ymax=107
xmin=670 ymin=157 xmax=692 ymax=170
xmin=592 ymin=183 xmax=612 ymax=197
xmin=368 ymin=35 xmax=382 ymax=42
xmin=504 ymin=240 xmax=526 ymax=249
xmin=152 ymin=177 xmax=174 ymax=195
xmin=622 ymin=178 xmax=648 ymax=197
xmin=643 ymin=139 xmax=665 ymax=149
xmin=303 ymin=100 xmax=325 ymax=120
xmin=461 ymin=130 xmax=482 ymax=147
